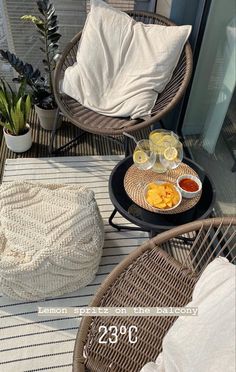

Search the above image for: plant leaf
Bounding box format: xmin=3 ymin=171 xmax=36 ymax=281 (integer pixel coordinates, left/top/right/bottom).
xmin=47 ymin=9 xmax=55 ymax=20
xmin=0 ymin=50 xmax=44 ymax=93
xmin=0 ymin=121 xmax=13 ymax=134
xmin=49 ymin=15 xmax=57 ymax=27
xmin=0 ymin=0 xmax=60 ymax=109
xmin=47 ymin=4 xmax=54 ymax=15
xmin=25 ymin=95 xmax=32 ymax=122
xmin=0 ymin=77 xmax=31 ymax=134
xmin=35 ymin=23 xmax=45 ymax=32
xmin=21 ymin=15 xmax=43 ymax=25
xmin=10 ymin=107 xmax=18 ymax=134
xmin=48 ymin=43 xmax=58 ymax=51
xmin=48 ymin=33 xmax=61 ymax=43
xmin=48 ymin=26 xmax=58 ymax=35
xmin=31 ymin=69 xmax=41 ymax=80
xmin=23 ymin=64 xmax=33 ymax=76
xmin=11 ymin=99 xmax=25 ymax=135
xmin=37 ymin=0 xmax=49 ymax=14
xmin=17 ymin=80 xmax=27 ymax=101
xmin=0 ymin=89 xmax=10 ymax=118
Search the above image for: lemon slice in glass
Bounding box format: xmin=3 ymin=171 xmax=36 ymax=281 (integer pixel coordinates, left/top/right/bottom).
xmin=133 ymin=150 xmax=148 ymax=164
xmin=162 ymin=134 xmax=178 ymax=146
xmin=163 ymin=146 xmax=178 ymax=161
xmin=150 ymin=132 xmax=164 ymax=145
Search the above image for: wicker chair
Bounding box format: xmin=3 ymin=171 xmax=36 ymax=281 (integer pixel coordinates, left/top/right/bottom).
xmin=73 ymin=217 xmax=236 ymax=372
xmin=50 ymin=11 xmax=192 ymax=155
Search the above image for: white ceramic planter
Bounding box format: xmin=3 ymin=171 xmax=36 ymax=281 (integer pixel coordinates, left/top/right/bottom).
xmin=35 ymin=105 xmax=60 ymax=131
xmin=4 ymin=124 xmax=32 ymax=153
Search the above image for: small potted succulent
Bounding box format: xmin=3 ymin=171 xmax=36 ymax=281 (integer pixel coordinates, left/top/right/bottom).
xmin=0 ymin=79 xmax=32 ymax=153
xmin=0 ymin=0 xmax=61 ymax=130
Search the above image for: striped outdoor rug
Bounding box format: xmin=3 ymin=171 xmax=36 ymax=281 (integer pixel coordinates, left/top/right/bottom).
xmin=0 ymin=155 xmax=149 ymax=372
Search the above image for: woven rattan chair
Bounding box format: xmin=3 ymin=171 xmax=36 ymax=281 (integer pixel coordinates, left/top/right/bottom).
xmin=73 ymin=217 xmax=236 ymax=372
xmin=50 ymin=11 xmax=193 ymax=155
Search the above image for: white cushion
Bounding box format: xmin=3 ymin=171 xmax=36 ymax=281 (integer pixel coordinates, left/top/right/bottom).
xmin=0 ymin=181 xmax=104 ymax=300
xmin=140 ymin=257 xmax=236 ymax=372
xmin=62 ymin=0 xmax=191 ymax=119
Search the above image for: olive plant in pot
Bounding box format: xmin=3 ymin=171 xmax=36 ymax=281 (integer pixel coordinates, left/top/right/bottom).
xmin=0 ymin=79 xmax=32 ymax=153
xmin=0 ymin=0 xmax=61 ymax=131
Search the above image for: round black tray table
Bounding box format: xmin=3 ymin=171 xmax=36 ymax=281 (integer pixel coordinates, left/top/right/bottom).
xmin=109 ymin=156 xmax=216 ymax=237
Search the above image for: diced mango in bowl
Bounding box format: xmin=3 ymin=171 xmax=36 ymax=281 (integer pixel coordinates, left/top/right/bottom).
xmin=145 ymin=182 xmax=180 ymax=209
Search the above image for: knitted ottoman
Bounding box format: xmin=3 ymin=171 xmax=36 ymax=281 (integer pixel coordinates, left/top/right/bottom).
xmin=0 ymin=181 xmax=104 ymax=300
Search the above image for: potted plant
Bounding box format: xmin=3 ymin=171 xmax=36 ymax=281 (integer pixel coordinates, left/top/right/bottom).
xmin=0 ymin=79 xmax=32 ymax=153
xmin=0 ymin=0 xmax=61 ymax=131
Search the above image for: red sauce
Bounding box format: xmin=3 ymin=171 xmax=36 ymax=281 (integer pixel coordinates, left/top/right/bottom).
xmin=179 ymin=178 xmax=199 ymax=192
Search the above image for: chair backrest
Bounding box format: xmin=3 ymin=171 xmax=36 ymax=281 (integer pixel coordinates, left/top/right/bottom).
xmin=152 ymin=217 xmax=236 ymax=275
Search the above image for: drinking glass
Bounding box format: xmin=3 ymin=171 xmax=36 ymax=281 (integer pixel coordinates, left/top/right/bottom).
xmin=133 ymin=139 xmax=156 ymax=170
xmin=159 ymin=139 xmax=183 ymax=170
xmin=149 ymin=129 xmax=179 ymax=173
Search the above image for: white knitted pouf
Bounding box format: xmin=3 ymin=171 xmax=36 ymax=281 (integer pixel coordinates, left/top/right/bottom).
xmin=0 ymin=181 xmax=104 ymax=300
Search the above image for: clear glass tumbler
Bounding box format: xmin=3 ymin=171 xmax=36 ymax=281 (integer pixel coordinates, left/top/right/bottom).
xmin=149 ymin=129 xmax=180 ymax=173
xmin=160 ymin=139 xmax=183 ymax=170
xmin=133 ymin=139 xmax=156 ymax=170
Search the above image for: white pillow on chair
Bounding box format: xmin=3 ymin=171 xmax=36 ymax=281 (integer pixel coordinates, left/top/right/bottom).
xmin=62 ymin=0 xmax=191 ymax=119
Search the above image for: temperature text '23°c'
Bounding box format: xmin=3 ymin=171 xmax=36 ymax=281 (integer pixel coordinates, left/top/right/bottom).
xmin=98 ymin=325 xmax=138 ymax=344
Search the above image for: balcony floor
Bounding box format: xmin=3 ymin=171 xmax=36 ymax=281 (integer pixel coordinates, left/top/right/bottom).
xmin=0 ymin=110 xmax=127 ymax=181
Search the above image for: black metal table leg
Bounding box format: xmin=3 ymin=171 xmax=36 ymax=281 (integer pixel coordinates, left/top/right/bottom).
xmin=50 ymin=131 xmax=86 ymax=154
xmin=48 ymin=108 xmax=86 ymax=155
xmin=109 ymin=208 xmax=147 ymax=232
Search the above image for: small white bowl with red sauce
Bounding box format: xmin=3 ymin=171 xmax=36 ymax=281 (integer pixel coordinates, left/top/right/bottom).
xmin=177 ymin=174 xmax=202 ymax=199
